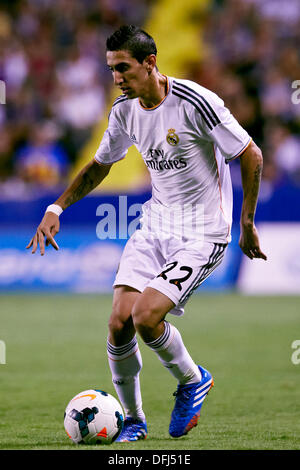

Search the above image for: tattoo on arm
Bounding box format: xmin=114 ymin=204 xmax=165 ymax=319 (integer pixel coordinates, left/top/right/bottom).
xmin=248 ymin=163 xmax=262 ymax=222
xmin=248 ymin=212 xmax=254 ymax=223
xmin=64 ymin=172 xmax=96 ymax=208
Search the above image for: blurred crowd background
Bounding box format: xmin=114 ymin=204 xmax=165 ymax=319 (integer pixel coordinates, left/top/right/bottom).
xmin=0 ymin=0 xmax=153 ymax=196
xmin=0 ymin=0 xmax=300 ymax=195
xmin=192 ymin=0 xmax=300 ymax=190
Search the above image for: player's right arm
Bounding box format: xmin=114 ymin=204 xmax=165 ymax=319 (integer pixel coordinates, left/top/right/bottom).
xmin=27 ymin=100 xmax=132 ymax=256
xmin=26 ymin=159 xmax=112 ymax=255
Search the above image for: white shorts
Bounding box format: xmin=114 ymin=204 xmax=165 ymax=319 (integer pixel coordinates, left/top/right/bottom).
xmin=113 ymin=229 xmax=227 ymax=316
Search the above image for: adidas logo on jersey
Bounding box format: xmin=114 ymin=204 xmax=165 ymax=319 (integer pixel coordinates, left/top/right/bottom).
xmin=130 ymin=134 xmax=137 ymax=143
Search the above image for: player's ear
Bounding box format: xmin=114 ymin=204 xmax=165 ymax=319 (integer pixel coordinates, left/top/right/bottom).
xmin=144 ymin=54 xmax=156 ymax=74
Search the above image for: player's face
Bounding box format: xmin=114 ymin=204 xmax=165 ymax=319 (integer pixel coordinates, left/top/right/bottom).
xmin=106 ymin=50 xmax=150 ymax=99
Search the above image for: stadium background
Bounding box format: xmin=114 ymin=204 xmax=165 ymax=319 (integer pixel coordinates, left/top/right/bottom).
xmin=0 ymin=0 xmax=300 ymax=452
xmin=1 ymin=0 xmax=300 ymax=295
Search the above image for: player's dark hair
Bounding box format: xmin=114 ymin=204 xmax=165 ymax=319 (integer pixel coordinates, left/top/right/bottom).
xmin=106 ymin=25 xmax=157 ymax=64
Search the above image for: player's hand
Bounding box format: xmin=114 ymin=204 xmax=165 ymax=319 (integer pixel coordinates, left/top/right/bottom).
xmin=239 ymin=223 xmax=267 ymax=260
xmin=26 ymin=212 xmax=60 ymax=256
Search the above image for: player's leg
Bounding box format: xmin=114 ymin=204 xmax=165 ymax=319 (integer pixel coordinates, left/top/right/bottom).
xmin=132 ymin=288 xmax=209 ymax=439
xmin=108 ymin=284 xmax=138 ymax=346
xmin=107 ymin=285 xmax=144 ymax=420
xmin=132 ymin=287 xmax=202 ymax=384
xmin=133 ymin=242 xmax=227 ymax=438
xmin=106 ymin=228 xmax=166 ymax=441
xmin=107 ymin=285 xmax=147 ymax=441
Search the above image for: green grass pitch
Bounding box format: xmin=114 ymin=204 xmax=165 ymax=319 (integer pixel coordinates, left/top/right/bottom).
xmin=0 ymin=293 xmax=299 ymax=450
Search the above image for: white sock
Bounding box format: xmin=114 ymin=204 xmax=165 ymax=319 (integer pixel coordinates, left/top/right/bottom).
xmin=146 ymin=321 xmax=202 ymax=385
xmin=107 ymin=336 xmax=145 ymax=421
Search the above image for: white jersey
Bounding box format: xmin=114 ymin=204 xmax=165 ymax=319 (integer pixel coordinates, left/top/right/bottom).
xmin=94 ymin=77 xmax=251 ymax=243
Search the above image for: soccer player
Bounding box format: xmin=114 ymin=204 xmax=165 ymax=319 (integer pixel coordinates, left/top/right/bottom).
xmin=27 ymin=25 xmax=267 ymax=441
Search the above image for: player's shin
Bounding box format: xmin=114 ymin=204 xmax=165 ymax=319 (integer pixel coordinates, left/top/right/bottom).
xmin=145 ymin=321 xmax=202 ymax=385
xmin=107 ymin=336 xmax=145 ymax=422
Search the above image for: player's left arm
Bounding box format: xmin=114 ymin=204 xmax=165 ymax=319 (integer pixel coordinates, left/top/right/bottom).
xmin=239 ymin=140 xmax=267 ymax=260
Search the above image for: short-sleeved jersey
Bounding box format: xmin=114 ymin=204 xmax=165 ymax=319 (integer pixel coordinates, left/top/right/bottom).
xmin=94 ymin=77 xmax=252 ymax=243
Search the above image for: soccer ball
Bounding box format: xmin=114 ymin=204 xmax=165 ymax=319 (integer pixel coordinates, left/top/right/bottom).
xmin=64 ymin=389 xmax=124 ymax=445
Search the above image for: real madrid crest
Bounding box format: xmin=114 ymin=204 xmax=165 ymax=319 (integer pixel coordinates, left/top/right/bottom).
xmin=166 ymin=128 xmax=179 ymax=146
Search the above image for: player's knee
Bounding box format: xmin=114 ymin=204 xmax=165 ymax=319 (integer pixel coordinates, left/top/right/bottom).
xmin=108 ymin=313 xmax=125 ymax=337
xmin=131 ymin=304 xmax=158 ymax=336
xmin=108 ymin=305 xmax=135 ymax=345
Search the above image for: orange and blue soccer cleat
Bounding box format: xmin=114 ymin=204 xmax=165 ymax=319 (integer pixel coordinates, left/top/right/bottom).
xmin=169 ymin=365 xmax=214 ymax=438
xmin=116 ymin=417 xmax=147 ymax=442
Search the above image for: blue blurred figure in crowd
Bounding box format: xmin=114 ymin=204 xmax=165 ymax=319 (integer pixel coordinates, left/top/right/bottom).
xmin=14 ymin=120 xmax=69 ymax=188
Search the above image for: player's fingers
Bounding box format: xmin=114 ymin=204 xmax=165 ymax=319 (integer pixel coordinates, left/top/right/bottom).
xmin=246 ymin=243 xmax=267 ymax=261
xmin=48 ymin=235 xmax=59 ymax=250
xmin=46 ymin=236 xmax=58 ymax=248
xmin=43 ymin=229 xmax=59 ymax=251
xmin=31 ymin=234 xmax=38 ymax=254
xmin=239 ymin=241 xmax=252 ymax=259
xmin=45 ymin=228 xmax=54 ymax=246
xmin=26 ymin=238 xmax=33 ymax=249
xmin=38 ymin=230 xmax=45 ymax=256
xmin=243 ymin=248 xmax=253 ymax=259
xmin=51 ymin=227 xmax=59 ymax=238
xmin=45 ymin=229 xmax=52 ymax=246
xmin=253 ymin=248 xmax=267 ymax=260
